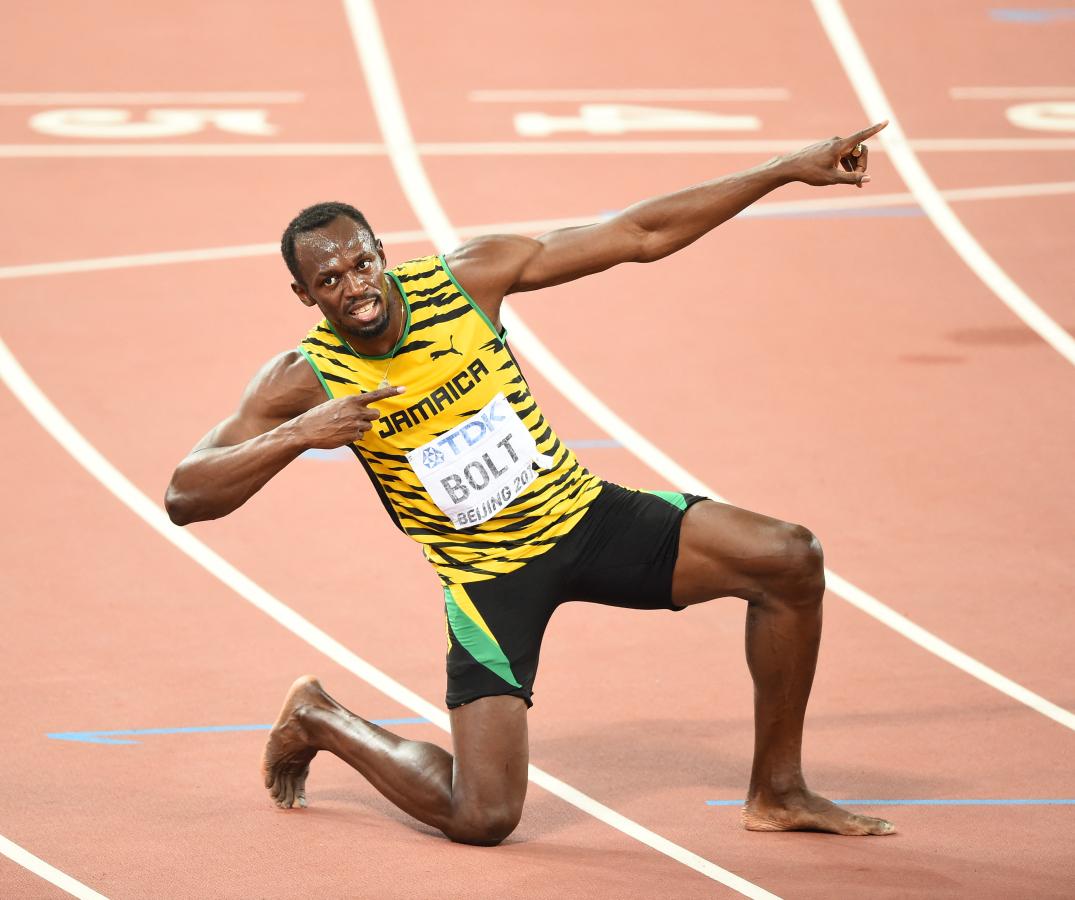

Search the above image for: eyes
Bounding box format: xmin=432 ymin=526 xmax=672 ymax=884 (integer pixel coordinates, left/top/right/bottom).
xmin=321 ymin=258 xmax=373 ymax=288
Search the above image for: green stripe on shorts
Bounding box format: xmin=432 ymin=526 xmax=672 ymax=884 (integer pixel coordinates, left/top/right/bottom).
xmin=443 ymin=586 xmax=522 ymax=688
xmin=647 ymin=489 xmax=688 ymax=511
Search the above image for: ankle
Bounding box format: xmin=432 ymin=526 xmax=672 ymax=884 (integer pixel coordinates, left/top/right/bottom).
xmin=748 ymin=771 xmax=808 ymax=805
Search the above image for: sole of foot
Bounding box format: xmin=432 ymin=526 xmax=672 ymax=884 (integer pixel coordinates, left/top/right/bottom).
xmin=261 ymin=675 xmax=324 ymax=810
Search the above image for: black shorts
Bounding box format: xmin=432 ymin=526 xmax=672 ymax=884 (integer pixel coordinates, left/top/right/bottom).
xmin=442 ymin=481 xmax=707 ymax=709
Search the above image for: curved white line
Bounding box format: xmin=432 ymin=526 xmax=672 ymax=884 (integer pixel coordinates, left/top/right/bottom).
xmin=343 ymin=0 xmax=1075 ymax=746
xmin=0 ymin=333 xmax=778 ymax=896
xmin=0 ymin=833 xmax=108 ymax=899
xmin=812 ymin=0 xmax=1075 ymax=367
xmin=343 ymin=2 xmax=779 ymax=897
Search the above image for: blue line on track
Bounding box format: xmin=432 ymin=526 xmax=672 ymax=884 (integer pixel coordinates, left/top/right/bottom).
xmin=705 ymin=798 xmax=1075 ymax=806
xmin=303 ymin=441 xmax=622 ymax=460
xmin=302 ymin=447 xmax=353 ymax=460
xmin=605 ymin=206 xmax=925 ymax=221
xmin=990 ymin=8 xmax=1075 ymax=23
xmin=47 ymin=718 xmax=429 ymax=745
xmin=742 ymin=206 xmax=924 ymax=220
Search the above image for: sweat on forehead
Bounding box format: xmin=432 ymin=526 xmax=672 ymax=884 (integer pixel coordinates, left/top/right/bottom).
xmin=280 ymin=201 xmax=375 ymax=283
xmin=298 ymin=222 xmax=374 ymax=256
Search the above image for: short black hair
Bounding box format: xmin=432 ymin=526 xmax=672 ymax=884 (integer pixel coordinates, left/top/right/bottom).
xmin=281 ymin=201 xmax=373 ymax=284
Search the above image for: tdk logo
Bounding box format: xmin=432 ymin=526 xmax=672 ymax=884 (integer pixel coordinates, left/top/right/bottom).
xmin=425 ymin=397 xmax=509 ymax=468
xmin=421 ymin=447 xmax=445 ymax=469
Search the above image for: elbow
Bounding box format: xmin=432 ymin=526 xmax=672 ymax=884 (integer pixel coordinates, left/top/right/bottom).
xmin=164 ymin=480 xmax=199 ymax=526
xmin=164 ymin=489 xmax=191 ymax=526
xmin=630 ymin=227 xmax=673 ymax=264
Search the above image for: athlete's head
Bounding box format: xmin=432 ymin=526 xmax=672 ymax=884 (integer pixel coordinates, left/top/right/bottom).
xmin=283 ymin=202 xmax=392 ymax=341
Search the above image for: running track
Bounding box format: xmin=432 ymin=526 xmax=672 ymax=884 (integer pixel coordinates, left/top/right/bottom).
xmin=2 ymin=1 xmax=1072 ymax=897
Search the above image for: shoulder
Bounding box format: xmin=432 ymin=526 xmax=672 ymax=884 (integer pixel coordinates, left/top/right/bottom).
xmin=243 ymin=349 xmax=325 ymax=418
xmin=444 ymin=235 xmax=542 ymax=309
xmin=446 ymin=234 xmax=540 ymax=273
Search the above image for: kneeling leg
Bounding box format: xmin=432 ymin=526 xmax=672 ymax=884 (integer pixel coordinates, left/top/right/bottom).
xmin=262 ymin=676 xmax=528 ymax=845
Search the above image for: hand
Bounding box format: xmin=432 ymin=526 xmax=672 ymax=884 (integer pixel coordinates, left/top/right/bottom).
xmin=781 ymin=121 xmax=887 ymax=188
xmin=294 ymin=385 xmax=404 ymax=448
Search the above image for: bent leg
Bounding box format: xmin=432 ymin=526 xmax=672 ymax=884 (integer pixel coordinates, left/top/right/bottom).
xmin=262 ymin=676 xmax=528 ymax=845
xmin=674 ymin=501 xmax=894 ymax=836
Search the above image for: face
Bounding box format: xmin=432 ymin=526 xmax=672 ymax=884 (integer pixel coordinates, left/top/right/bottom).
xmin=291 ymin=216 xmax=391 ymax=340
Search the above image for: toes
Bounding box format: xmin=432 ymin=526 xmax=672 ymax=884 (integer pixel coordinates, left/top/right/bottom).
xmin=867 ymin=818 xmax=896 ymax=835
xmin=271 ymin=773 xmax=286 ymax=805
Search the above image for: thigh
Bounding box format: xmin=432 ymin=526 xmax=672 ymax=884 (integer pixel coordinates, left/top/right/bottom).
xmin=672 ymin=499 xmax=812 ymax=606
xmin=443 ymin=555 xmax=562 ymax=709
xmin=449 ymin=695 xmax=530 ymax=816
xmin=568 ymin=483 xmax=705 ymax=610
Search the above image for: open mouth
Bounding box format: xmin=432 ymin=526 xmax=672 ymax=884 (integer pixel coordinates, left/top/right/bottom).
xmin=348 ymin=295 xmax=382 ymax=323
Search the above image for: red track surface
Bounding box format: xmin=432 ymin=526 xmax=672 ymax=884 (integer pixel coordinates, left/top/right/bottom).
xmin=2 ymin=2 xmax=1072 ymax=897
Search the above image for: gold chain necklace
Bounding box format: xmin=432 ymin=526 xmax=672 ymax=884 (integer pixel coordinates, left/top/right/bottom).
xmin=377 ymin=293 xmax=405 ymax=388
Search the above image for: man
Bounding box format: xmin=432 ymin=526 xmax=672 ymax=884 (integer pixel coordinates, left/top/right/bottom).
xmin=166 ymin=122 xmax=895 ymax=844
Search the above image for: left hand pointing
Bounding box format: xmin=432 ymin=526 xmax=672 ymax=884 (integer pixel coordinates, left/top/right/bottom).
xmin=785 ymin=121 xmax=888 ymax=188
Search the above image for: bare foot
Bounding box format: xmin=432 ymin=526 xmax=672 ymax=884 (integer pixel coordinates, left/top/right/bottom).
xmin=261 ymin=675 xmax=329 ymax=809
xmin=742 ymin=789 xmax=896 ymax=836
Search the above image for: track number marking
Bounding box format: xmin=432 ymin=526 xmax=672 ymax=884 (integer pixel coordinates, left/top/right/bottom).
xmin=29 ymin=108 xmax=277 ymax=139
xmin=1006 ymin=101 xmax=1075 ymax=132
xmin=514 ymin=103 xmax=760 ymax=137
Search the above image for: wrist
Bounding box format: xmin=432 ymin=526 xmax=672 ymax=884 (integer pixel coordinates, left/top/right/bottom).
xmin=762 ymin=154 xmax=801 ymax=186
xmin=278 ymin=416 xmax=313 ymax=454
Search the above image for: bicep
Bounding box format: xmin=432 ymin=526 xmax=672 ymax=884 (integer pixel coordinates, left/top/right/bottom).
xmin=189 ymin=352 xmax=323 ymax=453
xmin=447 ymin=218 xmax=648 ymax=307
xmin=512 ymin=216 xmax=648 ymax=293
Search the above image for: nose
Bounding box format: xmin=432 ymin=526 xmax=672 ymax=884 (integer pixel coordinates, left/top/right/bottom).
xmin=342 ymin=269 xmax=371 ymax=295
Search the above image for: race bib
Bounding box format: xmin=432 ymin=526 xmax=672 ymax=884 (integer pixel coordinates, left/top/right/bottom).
xmin=406 ymin=392 xmax=553 ymax=529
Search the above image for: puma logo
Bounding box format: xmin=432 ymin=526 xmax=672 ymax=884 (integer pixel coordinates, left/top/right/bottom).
xmin=430 ymin=336 xmax=462 ymax=361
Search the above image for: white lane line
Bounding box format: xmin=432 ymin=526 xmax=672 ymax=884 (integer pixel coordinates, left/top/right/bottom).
xmin=908 ymin=137 xmax=1075 ymax=151
xmin=343 ymin=1 xmax=778 ymax=896
xmin=0 ymin=91 xmax=305 ymax=105
xmin=951 ymin=86 xmax=1075 ymax=100
xmin=3 ymin=137 xmax=1075 ymax=158
xmin=3 ymin=179 xmax=1073 ymax=283
xmin=346 ymin=0 xmax=1075 ymax=738
xmin=813 ymin=0 xmax=1075 ymax=369
xmin=0 ymin=242 xmax=281 ymax=280
xmin=0 ymin=833 xmax=108 ymax=899
xmin=942 ymin=180 xmax=1075 ymax=202
xmin=468 ymin=88 xmax=790 ymax=102
xmin=0 ymin=143 xmax=387 ymax=158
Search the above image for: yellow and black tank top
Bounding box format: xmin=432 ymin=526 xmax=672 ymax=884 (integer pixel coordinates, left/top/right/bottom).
xmin=297 ymin=254 xmax=603 ymax=584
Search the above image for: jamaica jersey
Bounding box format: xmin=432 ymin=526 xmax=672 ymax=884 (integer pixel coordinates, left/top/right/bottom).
xmin=297 ymin=254 xmax=603 ymax=584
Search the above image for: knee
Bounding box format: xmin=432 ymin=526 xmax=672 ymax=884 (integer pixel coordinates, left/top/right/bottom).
xmin=764 ymin=522 xmax=824 ymax=594
xmin=445 ymin=805 xmax=522 ymax=847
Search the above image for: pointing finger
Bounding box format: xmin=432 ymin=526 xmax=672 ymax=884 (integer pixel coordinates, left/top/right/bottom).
xmin=359 ymin=385 xmax=406 ymax=404
xmin=845 ymin=120 xmax=888 ymax=147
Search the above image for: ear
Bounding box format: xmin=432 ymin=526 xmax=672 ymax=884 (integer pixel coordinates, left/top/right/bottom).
xmin=376 ymin=239 xmax=386 ymax=266
xmin=291 ymin=282 xmax=317 ymax=308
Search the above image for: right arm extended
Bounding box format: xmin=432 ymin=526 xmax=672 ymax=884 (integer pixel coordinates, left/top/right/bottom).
xmin=165 ymin=352 xmax=402 ymax=526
